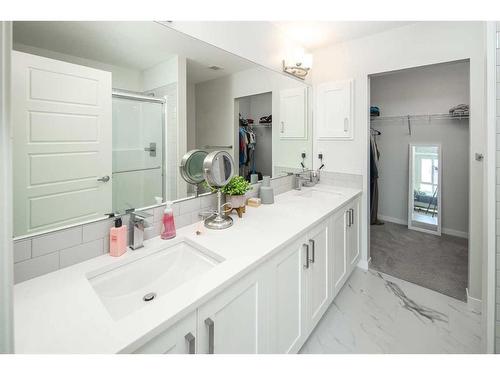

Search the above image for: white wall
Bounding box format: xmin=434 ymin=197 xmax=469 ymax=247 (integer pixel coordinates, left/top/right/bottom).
xmin=371 ymin=61 xmax=470 ymax=236
xmin=167 ymin=21 xmax=306 ymax=79
xmin=142 ymin=56 xmax=178 ymax=91
xmin=0 ymin=21 xmax=13 ymax=353
xmin=195 ymin=67 xmax=312 ymax=174
xmin=13 ymin=43 xmax=143 ymax=91
xmin=312 ymin=21 xmax=486 ymax=300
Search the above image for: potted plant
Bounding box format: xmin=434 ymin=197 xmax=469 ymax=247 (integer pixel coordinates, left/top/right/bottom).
xmin=221 ymin=176 xmax=252 ymax=209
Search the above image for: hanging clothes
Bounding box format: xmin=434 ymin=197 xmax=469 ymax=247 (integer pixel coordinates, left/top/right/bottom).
xmin=370 ymin=134 xmax=384 ymax=225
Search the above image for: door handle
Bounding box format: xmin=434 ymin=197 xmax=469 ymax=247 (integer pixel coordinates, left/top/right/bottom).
xmin=344 ymin=118 xmax=349 ymax=132
xmin=308 ymin=239 xmax=315 ymax=263
xmin=144 ymin=142 xmax=157 ymax=157
xmin=205 ymin=318 xmax=214 ymax=354
xmin=303 ymin=243 xmax=310 ymax=269
xmin=97 ymin=175 xmax=110 ymax=183
xmin=185 ymin=332 xmax=196 ymax=354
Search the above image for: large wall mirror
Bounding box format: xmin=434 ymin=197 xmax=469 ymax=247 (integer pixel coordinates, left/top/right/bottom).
xmin=11 ymin=21 xmax=312 ymax=237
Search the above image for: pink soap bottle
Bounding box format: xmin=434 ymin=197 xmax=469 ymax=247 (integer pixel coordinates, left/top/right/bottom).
xmin=161 ymin=201 xmax=176 ymax=240
xmin=109 ymin=217 xmax=127 ymax=257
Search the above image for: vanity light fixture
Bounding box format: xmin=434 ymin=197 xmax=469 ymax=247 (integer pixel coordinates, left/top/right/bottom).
xmin=282 ymin=49 xmax=313 ymax=80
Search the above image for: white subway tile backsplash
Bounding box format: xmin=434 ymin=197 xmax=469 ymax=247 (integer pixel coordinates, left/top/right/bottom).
xmin=32 ymin=227 xmax=82 ymax=257
xmin=144 ymin=221 xmax=162 ymax=240
xmin=14 ymin=252 xmax=59 ymax=283
xmin=179 ymin=198 xmax=201 ymax=215
xmin=82 ymin=219 xmax=113 ymax=243
xmin=175 ymin=213 xmax=192 ymax=228
xmin=14 ymin=239 xmax=31 ymax=263
xmin=60 ymin=239 xmax=103 ymax=268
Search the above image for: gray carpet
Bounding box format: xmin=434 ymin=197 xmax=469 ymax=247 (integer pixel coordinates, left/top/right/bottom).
xmin=370 ymin=222 xmax=468 ymax=301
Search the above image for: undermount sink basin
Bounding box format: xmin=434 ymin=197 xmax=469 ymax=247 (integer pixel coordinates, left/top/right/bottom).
xmin=296 ymin=188 xmax=344 ymax=199
xmin=88 ymin=240 xmax=223 ymax=320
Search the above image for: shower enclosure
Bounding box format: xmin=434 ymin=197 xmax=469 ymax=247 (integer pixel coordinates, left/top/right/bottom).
xmin=112 ymin=91 xmax=165 ymax=213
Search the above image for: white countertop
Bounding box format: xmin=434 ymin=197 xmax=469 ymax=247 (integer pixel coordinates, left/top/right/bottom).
xmin=14 ymin=184 xmax=361 ymax=353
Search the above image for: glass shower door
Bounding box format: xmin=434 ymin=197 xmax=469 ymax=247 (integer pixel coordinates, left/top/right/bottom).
xmin=112 ymin=97 xmax=164 ymax=213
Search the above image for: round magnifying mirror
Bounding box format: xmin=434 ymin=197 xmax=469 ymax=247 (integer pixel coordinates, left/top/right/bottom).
xmin=203 ymin=150 xmax=234 ymax=188
xmin=180 ymin=149 xmax=208 ymax=185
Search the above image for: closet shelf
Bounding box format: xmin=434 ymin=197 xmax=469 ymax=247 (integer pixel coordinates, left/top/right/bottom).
xmin=370 ymin=113 xmax=469 ymax=123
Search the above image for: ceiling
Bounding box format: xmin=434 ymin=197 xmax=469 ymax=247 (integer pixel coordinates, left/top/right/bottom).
xmin=13 ymin=21 xmax=256 ymax=84
xmin=272 ymin=21 xmax=415 ymax=51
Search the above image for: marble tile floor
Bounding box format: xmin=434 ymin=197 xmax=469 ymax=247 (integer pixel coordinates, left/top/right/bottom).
xmin=299 ymin=268 xmax=482 ymax=354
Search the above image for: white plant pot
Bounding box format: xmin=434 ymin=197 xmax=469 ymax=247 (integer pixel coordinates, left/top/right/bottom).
xmin=227 ymin=194 xmax=246 ymax=209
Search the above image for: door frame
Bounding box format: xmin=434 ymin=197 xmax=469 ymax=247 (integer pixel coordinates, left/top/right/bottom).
xmin=407 ymin=142 xmax=442 ymax=236
xmin=0 ymin=21 xmax=14 ymax=354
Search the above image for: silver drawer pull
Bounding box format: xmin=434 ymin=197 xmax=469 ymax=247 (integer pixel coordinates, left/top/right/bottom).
xmin=185 ymin=332 xmax=195 ymax=354
xmin=97 ymin=175 xmax=110 ymax=183
xmin=205 ymin=318 xmax=214 ymax=354
xmin=308 ymin=239 xmax=315 ymax=263
xmin=303 ymin=243 xmax=310 ymax=269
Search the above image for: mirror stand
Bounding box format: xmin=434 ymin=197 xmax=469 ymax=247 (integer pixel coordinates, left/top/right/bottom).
xmin=204 ymin=190 xmax=233 ymax=230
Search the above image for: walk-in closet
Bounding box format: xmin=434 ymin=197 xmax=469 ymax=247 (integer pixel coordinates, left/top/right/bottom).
xmin=369 ymin=60 xmax=470 ymax=301
xmin=236 ymin=92 xmax=273 ymax=180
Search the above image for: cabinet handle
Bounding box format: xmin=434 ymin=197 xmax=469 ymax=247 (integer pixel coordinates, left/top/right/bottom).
xmin=281 ymin=121 xmax=285 ymax=133
xmin=184 ymin=332 xmax=195 ymax=354
xmin=205 ymin=318 xmax=214 ymax=354
xmin=346 ymin=210 xmax=351 ymax=228
xmin=350 ymin=208 xmax=354 ymax=226
xmin=344 ymin=117 xmax=349 ymax=132
xmin=308 ymin=239 xmax=315 ymax=263
xmin=303 ymin=243 xmax=310 ymax=269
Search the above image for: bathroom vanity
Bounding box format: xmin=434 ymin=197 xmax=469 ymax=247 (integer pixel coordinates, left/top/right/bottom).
xmin=14 ymin=184 xmax=361 ymax=354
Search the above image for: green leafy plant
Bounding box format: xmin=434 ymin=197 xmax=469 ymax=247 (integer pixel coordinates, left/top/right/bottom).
xmin=221 ymin=176 xmax=252 ymax=196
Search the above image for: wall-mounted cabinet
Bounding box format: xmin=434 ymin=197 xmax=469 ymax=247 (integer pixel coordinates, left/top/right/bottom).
xmin=315 ymin=79 xmax=354 ymax=140
xmin=279 ymin=87 xmax=308 ymax=139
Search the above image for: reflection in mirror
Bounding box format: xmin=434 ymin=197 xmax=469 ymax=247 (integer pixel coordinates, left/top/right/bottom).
xmin=203 ymin=151 xmax=235 ymax=188
xmin=408 ymin=144 xmax=441 ymax=235
xmin=179 ymin=149 xmax=208 ymax=197
xmin=12 ymin=21 xmax=311 ymax=237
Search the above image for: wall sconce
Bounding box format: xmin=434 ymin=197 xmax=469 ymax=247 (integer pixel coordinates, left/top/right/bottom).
xmin=282 ymin=50 xmax=312 ymax=80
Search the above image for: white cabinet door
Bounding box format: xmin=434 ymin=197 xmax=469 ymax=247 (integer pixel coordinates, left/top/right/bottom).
xmin=133 ymin=312 xmax=197 ymax=354
xmin=269 ymin=237 xmax=307 ymax=354
xmin=332 ymin=206 xmax=349 ymax=296
xmin=306 ymin=219 xmax=330 ymax=329
xmin=197 ymin=270 xmax=265 ymax=354
xmin=12 ymin=51 xmax=112 ymax=236
xmin=279 ymin=87 xmax=307 ymax=139
xmin=347 ymin=198 xmax=360 ymax=272
xmin=315 ymin=80 xmax=353 ymax=140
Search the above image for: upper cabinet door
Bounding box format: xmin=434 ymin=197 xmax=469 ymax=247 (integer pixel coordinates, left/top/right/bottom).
xmin=11 ymin=51 xmax=112 ymax=236
xmin=279 ymin=87 xmax=307 ymax=139
xmin=315 ymin=80 xmax=353 ymax=140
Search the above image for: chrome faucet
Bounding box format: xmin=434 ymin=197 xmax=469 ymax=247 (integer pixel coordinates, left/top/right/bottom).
xmin=129 ymin=211 xmax=152 ymax=250
xmin=294 ymin=169 xmax=321 ymax=190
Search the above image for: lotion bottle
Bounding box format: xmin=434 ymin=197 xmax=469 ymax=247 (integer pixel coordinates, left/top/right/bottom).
xmin=109 ymin=217 xmax=127 ymax=257
xmin=161 ymin=201 xmax=176 ymax=239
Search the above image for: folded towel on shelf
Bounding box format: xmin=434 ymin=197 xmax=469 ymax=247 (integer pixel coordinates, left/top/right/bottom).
xmin=449 ymin=104 xmax=469 ymax=117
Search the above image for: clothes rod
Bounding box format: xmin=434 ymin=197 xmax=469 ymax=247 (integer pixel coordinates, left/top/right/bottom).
xmin=112 ymin=89 xmax=166 ymax=104
xmin=204 ymin=145 xmax=233 ymax=149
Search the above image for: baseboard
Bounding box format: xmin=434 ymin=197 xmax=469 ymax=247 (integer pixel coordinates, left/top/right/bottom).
xmin=357 ymin=257 xmax=372 ymax=271
xmin=377 ymin=215 xmax=468 ymax=239
xmin=466 ymin=288 xmax=482 ymax=313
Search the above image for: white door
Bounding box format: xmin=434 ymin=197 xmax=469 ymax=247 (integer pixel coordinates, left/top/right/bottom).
xmin=348 ymin=198 xmax=360 ymax=271
xmin=306 ymin=219 xmax=330 ymax=329
xmin=12 ymin=51 xmax=112 ymax=236
xmin=269 ymin=237 xmax=307 ymax=354
xmin=315 ymin=80 xmax=353 ymax=140
xmin=133 ymin=312 xmax=197 ymax=354
xmin=279 ymin=87 xmax=307 ymax=139
xmin=332 ymin=207 xmax=348 ymax=296
xmin=197 ymin=270 xmax=264 ymax=354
